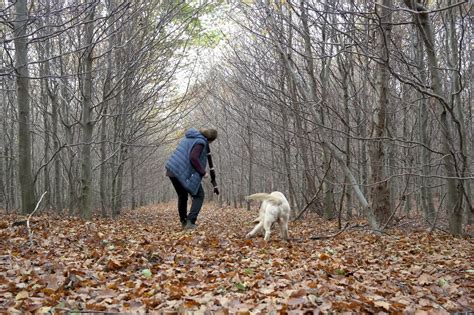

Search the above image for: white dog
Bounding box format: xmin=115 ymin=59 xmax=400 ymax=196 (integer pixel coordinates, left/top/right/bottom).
xmin=245 ymin=191 xmax=290 ymax=241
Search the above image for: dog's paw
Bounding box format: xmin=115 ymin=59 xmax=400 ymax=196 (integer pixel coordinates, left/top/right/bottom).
xmin=245 ymin=233 xmax=253 ymax=239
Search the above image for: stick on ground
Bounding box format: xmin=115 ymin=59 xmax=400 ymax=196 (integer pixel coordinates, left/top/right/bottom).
xmin=310 ymin=222 xmax=350 ymax=240
xmin=27 ymin=191 xmax=47 ymax=247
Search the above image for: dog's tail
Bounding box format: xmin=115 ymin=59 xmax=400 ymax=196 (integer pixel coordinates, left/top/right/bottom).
xmin=245 ymin=193 xmax=283 ymax=206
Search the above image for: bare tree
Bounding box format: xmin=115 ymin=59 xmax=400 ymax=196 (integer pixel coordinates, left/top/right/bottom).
xmin=13 ymin=0 xmax=36 ymax=214
xmin=369 ymin=0 xmax=393 ymax=226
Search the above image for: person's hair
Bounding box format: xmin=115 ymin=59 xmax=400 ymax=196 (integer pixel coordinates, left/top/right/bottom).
xmin=200 ymin=128 xmax=218 ymax=142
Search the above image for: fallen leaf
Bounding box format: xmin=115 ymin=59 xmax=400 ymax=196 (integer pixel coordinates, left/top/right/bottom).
xmin=43 ymin=274 xmax=65 ymax=291
xmin=234 ymin=282 xmax=246 ymax=291
xmin=106 ymin=258 xmax=121 ymax=271
xmin=259 ymin=286 xmax=274 ymax=295
xmin=15 ymin=290 xmax=28 ymax=300
xmin=290 ymin=288 xmax=306 ymax=298
xmin=418 ymin=273 xmax=432 ymax=285
xmin=374 ymin=300 xmax=391 ymax=311
xmin=36 ymin=306 xmax=52 ymax=314
xmin=288 ymin=296 xmax=305 ymax=306
xmin=319 ymin=302 xmax=332 ymax=311
xmin=319 ymin=253 xmax=331 ymax=260
xmin=141 ymin=269 xmax=152 ymax=278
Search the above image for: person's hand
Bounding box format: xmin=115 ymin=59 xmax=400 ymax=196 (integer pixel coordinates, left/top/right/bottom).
xmin=203 ymin=172 xmax=209 ymax=178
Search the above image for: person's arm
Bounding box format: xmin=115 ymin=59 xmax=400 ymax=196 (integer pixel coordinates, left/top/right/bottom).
xmin=190 ymin=144 xmax=206 ymax=176
xmin=207 ymin=145 xmax=219 ymax=195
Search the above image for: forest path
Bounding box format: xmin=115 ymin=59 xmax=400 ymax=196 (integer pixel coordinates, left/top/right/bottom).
xmin=0 ymin=203 xmax=472 ymax=313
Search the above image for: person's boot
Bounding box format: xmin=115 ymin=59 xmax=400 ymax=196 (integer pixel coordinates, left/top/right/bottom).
xmin=181 ymin=220 xmax=187 ymax=229
xmin=184 ymin=219 xmax=197 ymax=230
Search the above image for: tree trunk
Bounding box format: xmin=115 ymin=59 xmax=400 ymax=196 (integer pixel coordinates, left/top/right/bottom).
xmin=337 ymin=55 xmax=353 ymax=218
xmin=404 ymin=0 xmax=464 ymax=234
xmin=446 ymin=1 xmax=473 ymax=223
xmin=369 ymin=0 xmax=392 ymax=226
xmin=38 ymin=40 xmax=51 ymax=208
xmin=295 ymin=0 xmax=318 ymax=208
xmin=0 ymin=122 xmax=4 ymax=210
xmin=99 ymin=106 xmax=108 ymax=217
xmin=79 ymin=5 xmax=96 ymax=220
xmin=57 ymin=41 xmax=76 ymax=215
xmin=246 ymin=104 xmax=253 ymax=211
xmin=130 ymin=147 xmax=137 ymax=210
xmin=0 ymin=91 xmax=7 ymax=211
xmin=414 ymin=26 xmax=435 ymax=221
xmin=319 ymin=0 xmax=335 ymax=220
xmin=112 ymin=145 xmax=125 ymax=216
xmin=42 ymin=87 xmax=51 ymax=207
xmin=44 ymin=0 xmax=62 ymax=212
xmin=14 ymin=0 xmax=36 ymax=214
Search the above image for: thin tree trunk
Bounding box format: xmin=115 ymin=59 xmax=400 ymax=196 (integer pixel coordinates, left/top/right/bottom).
xmin=414 ymin=26 xmax=435 ymax=221
xmin=49 ymin=86 xmax=62 ymax=212
xmin=14 ymin=0 xmax=36 ymax=214
xmin=45 ymin=0 xmax=62 ymax=212
xmin=0 ymin=121 xmax=4 ymax=210
xmin=1 ymin=90 xmax=7 ymax=211
xmin=338 ymin=55 xmax=353 ymax=218
xmin=9 ymin=139 xmax=16 ymax=211
xmin=130 ymin=147 xmax=137 ymax=210
xmin=293 ymin=1 xmax=318 ymax=208
xmin=402 ymin=93 xmax=412 ymax=216
xmin=246 ymin=104 xmax=253 ymax=211
xmin=42 ymin=91 xmax=51 ymax=207
xmin=38 ymin=41 xmax=51 ymax=208
xmin=112 ymin=150 xmax=125 ymax=216
xmin=99 ymin=107 xmax=108 ymax=217
xmin=65 ymin=126 xmax=75 ymax=215
xmin=446 ymin=1 xmax=473 ymax=223
xmin=57 ymin=41 xmax=76 ymax=215
xmin=319 ymin=0 xmax=335 ymax=220
xmin=79 ymin=5 xmax=96 ymax=220
xmin=370 ymin=0 xmax=392 ymax=226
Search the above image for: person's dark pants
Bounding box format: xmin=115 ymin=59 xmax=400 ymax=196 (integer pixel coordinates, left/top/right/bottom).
xmin=169 ymin=177 xmax=204 ymax=224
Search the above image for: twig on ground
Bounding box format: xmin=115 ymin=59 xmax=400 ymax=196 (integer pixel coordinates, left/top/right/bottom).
xmin=27 ymin=191 xmax=47 ymax=247
xmin=310 ymin=222 xmax=350 ymax=240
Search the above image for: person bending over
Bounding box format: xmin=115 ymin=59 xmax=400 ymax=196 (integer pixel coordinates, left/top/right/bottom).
xmin=165 ymin=128 xmax=219 ymax=229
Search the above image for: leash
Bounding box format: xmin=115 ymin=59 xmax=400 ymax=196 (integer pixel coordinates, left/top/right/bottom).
xmin=207 ymin=145 xmax=219 ymax=195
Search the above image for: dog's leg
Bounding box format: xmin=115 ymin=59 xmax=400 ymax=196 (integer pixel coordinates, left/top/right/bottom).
xmin=246 ymin=221 xmax=263 ymax=239
xmin=279 ymin=219 xmax=289 ymax=240
xmin=263 ymin=217 xmax=273 ymax=241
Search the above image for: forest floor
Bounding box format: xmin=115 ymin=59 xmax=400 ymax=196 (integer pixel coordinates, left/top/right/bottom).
xmin=0 ymin=203 xmax=473 ymax=314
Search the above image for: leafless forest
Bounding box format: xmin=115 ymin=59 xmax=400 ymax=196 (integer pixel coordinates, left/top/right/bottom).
xmin=1 ymin=0 xmax=473 ymax=235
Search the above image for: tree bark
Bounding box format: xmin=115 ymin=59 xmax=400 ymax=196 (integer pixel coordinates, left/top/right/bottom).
xmin=446 ymin=1 xmax=473 ymax=224
xmin=370 ymin=0 xmax=392 ymax=226
xmin=44 ymin=0 xmax=62 ymax=212
xmin=297 ymin=0 xmax=319 ymax=210
xmin=14 ymin=0 xmax=36 ymax=214
xmin=318 ymin=0 xmax=335 ymax=220
xmin=130 ymin=147 xmax=137 ymax=210
xmin=79 ymin=5 xmax=96 ymax=220
xmin=337 ymin=54 xmax=353 ymax=218
xmin=404 ymin=0 xmax=464 ymax=234
xmin=414 ymin=25 xmax=435 ymax=221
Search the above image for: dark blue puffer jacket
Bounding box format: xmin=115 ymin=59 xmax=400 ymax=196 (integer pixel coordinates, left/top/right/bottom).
xmin=165 ymin=128 xmax=209 ymax=195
